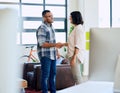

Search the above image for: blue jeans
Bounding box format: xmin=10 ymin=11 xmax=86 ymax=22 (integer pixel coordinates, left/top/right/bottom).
xmin=40 ymin=57 xmax=56 ymax=93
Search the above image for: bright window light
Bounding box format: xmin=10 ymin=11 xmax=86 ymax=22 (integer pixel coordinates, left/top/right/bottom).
xmin=98 ymin=0 xmax=110 ymax=27
xmin=23 ymin=21 xmax=42 ymax=29
xmin=17 ymin=32 xmax=20 ymax=44
xmin=45 ymin=0 xmax=65 ymax=5
xmin=22 ymin=32 xmax=37 ymax=44
xmin=21 ymin=0 xmax=43 ymax=4
xmin=53 ymin=21 xmax=64 ymax=29
xmin=45 ymin=6 xmax=65 ymax=18
xmin=0 ymin=0 xmax=19 ymax=2
xmin=112 ymin=0 xmax=120 ymax=27
xmin=22 ymin=5 xmax=43 ymax=17
xmin=55 ymin=32 xmax=66 ymax=43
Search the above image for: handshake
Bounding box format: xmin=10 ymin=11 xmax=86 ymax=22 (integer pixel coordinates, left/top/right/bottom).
xmin=55 ymin=42 xmax=68 ymax=48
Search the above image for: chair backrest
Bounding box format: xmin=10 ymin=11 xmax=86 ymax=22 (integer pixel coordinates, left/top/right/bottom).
xmin=89 ymin=28 xmax=120 ymax=81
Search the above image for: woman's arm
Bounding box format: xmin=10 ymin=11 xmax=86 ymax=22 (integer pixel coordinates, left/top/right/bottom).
xmin=70 ymin=47 xmax=79 ymax=66
xmin=63 ymin=43 xmax=68 ymax=46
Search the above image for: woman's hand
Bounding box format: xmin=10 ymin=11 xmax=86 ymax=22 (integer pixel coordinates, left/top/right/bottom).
xmin=70 ymin=47 xmax=79 ymax=66
xmin=70 ymin=55 xmax=76 ymax=66
xmin=64 ymin=43 xmax=68 ymax=46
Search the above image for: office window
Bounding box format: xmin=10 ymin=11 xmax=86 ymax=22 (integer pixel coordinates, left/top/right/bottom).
xmin=45 ymin=0 xmax=65 ymax=5
xmin=22 ymin=5 xmax=43 ymax=17
xmin=21 ymin=0 xmax=43 ymax=4
xmin=99 ymin=0 xmax=120 ymax=27
xmin=22 ymin=32 xmax=37 ymax=44
xmin=17 ymin=32 xmax=20 ymax=44
xmin=112 ymin=0 xmax=120 ymax=27
xmin=45 ymin=6 xmax=65 ymax=18
xmin=23 ymin=21 xmax=42 ymax=29
xmin=0 ymin=0 xmax=19 ymax=2
xmin=98 ymin=0 xmax=110 ymax=27
xmin=55 ymin=32 xmax=66 ymax=42
xmin=22 ymin=0 xmax=67 ymax=45
xmin=53 ymin=21 xmax=65 ymax=29
xmin=0 ymin=0 xmax=67 ymax=46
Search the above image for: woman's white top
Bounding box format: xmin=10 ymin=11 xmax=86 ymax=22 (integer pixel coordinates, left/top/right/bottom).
xmin=67 ymin=24 xmax=85 ymax=63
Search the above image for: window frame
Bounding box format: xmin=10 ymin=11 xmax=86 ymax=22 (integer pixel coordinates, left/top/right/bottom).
xmin=0 ymin=0 xmax=68 ymax=46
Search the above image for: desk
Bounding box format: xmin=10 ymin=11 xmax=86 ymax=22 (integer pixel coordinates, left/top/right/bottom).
xmin=57 ymin=81 xmax=114 ymax=93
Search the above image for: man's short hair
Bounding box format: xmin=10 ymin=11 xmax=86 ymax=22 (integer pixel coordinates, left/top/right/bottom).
xmin=42 ymin=10 xmax=51 ymax=17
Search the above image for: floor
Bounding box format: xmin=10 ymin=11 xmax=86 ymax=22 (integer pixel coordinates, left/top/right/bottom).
xmin=25 ymin=88 xmax=42 ymax=93
xmin=25 ymin=88 xmax=54 ymax=93
xmin=25 ymin=76 xmax=88 ymax=93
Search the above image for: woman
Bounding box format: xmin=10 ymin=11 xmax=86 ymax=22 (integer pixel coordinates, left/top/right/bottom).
xmin=65 ymin=11 xmax=85 ymax=84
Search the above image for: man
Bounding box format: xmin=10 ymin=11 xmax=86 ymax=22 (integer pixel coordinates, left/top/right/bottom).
xmin=36 ymin=10 xmax=63 ymax=93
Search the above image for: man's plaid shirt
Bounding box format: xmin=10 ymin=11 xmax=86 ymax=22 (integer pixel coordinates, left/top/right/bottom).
xmin=36 ymin=22 xmax=56 ymax=60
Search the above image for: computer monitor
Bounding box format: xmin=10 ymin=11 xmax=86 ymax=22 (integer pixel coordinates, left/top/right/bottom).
xmin=89 ymin=28 xmax=120 ymax=81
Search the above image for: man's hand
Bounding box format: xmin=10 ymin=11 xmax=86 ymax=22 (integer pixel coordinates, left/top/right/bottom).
xmin=55 ymin=42 xmax=64 ymax=48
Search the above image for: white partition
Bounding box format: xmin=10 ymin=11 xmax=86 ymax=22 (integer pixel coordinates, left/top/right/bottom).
xmin=0 ymin=8 xmax=19 ymax=93
xmin=89 ymin=28 xmax=120 ymax=81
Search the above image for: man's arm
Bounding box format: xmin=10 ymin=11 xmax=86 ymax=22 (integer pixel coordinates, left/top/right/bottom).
xmin=41 ymin=42 xmax=63 ymax=48
xmin=37 ymin=27 xmax=63 ymax=48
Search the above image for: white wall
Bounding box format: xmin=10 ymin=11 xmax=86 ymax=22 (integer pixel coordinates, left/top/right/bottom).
xmin=84 ymin=0 xmax=99 ymax=31
xmin=68 ymin=0 xmax=99 ymax=32
xmin=68 ymin=0 xmax=79 ymax=13
xmin=68 ymin=0 xmax=99 ymax=76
